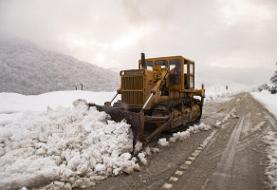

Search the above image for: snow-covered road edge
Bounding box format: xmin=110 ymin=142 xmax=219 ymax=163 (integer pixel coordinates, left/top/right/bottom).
xmin=251 ymin=91 xmax=277 ymax=189
xmin=263 ymin=131 xmax=277 ymax=189
xmin=158 ymin=123 xmax=212 ymax=147
xmin=251 ymin=91 xmax=277 ymax=117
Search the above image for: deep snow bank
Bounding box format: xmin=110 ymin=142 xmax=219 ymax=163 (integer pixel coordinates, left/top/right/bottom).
xmin=251 ymin=91 xmax=277 ymax=116
xmin=0 ymin=100 xmax=137 ymax=189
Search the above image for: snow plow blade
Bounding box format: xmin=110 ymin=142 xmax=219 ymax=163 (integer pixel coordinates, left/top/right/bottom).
xmin=88 ymin=103 xmax=144 ymax=147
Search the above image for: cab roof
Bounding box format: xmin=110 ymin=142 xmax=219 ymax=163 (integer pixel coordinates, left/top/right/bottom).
xmin=140 ymin=55 xmax=194 ymax=63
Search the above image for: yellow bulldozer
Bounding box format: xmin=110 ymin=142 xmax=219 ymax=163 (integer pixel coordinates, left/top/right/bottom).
xmin=90 ymin=53 xmax=205 ymax=146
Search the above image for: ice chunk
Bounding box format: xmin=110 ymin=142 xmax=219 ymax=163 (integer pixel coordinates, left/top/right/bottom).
xmin=158 ymin=138 xmax=169 ymax=147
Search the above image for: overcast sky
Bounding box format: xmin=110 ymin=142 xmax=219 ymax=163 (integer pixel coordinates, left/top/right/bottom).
xmin=0 ymin=0 xmax=276 ymax=88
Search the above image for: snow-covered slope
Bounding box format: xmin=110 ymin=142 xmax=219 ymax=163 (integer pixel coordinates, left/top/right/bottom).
xmin=251 ymin=91 xmax=277 ymax=117
xmin=0 ymin=39 xmax=119 ymax=94
xmin=263 ymin=131 xmax=277 ymax=189
xmin=0 ymin=91 xmax=118 ymax=114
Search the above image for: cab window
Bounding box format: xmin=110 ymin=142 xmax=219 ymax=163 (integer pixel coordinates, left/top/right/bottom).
xmin=155 ymin=60 xmax=168 ymax=69
xmin=146 ymin=61 xmax=153 ymax=71
xmin=169 ymin=59 xmax=181 ymax=85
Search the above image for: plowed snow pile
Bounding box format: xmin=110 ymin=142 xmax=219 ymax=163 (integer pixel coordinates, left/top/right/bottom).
xmin=158 ymin=123 xmax=211 ymax=147
xmin=0 ymin=100 xmax=139 ymax=189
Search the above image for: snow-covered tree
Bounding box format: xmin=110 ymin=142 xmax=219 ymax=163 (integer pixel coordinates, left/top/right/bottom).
xmin=270 ymin=70 xmax=277 ymax=87
xmin=269 ymin=62 xmax=277 ymax=94
xmin=271 ymin=62 xmax=277 ymax=87
xmin=0 ymin=39 xmax=119 ymax=94
xmin=257 ymin=83 xmax=269 ymax=92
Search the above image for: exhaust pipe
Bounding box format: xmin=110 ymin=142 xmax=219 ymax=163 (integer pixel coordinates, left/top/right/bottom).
xmin=141 ymin=52 xmax=146 ymax=69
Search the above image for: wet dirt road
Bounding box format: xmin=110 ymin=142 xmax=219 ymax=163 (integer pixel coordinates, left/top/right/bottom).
xmin=93 ymin=93 xmax=276 ymax=190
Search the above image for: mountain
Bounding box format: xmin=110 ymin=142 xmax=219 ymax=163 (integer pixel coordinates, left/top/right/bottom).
xmin=0 ymin=39 xmax=119 ymax=94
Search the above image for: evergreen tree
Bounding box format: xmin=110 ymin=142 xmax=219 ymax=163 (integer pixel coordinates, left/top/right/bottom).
xmin=269 ymin=62 xmax=277 ymax=94
xmin=271 ymin=62 xmax=277 ymax=87
xmin=271 ymin=70 xmax=277 ymax=87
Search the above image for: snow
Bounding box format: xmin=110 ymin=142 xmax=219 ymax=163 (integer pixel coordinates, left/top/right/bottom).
xmin=205 ymin=83 xmax=245 ymax=102
xmin=137 ymin=152 xmax=147 ymax=165
xmin=169 ymin=123 xmax=211 ymax=143
xmin=0 ymin=39 xmax=119 ymax=95
xmin=157 ymin=123 xmax=212 ymax=147
xmin=0 ymin=90 xmax=119 ymax=114
xmin=263 ymin=131 xmax=277 ymax=189
xmin=162 ymin=183 xmax=173 ymax=189
xmin=215 ymin=108 xmax=238 ymax=128
xmin=94 ymin=164 xmax=106 ymax=172
xmin=0 ymin=99 xmax=138 ymax=189
xmin=158 ymin=138 xmax=169 ymax=147
xmin=252 ymin=91 xmax=277 ymax=188
xmin=251 ymin=91 xmax=277 ymax=117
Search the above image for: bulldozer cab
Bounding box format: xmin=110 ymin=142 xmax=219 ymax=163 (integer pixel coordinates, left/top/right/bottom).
xmin=118 ymin=55 xmax=200 ymax=110
xmin=138 ymin=56 xmax=195 ymax=91
xmin=183 ymin=59 xmax=195 ymax=90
